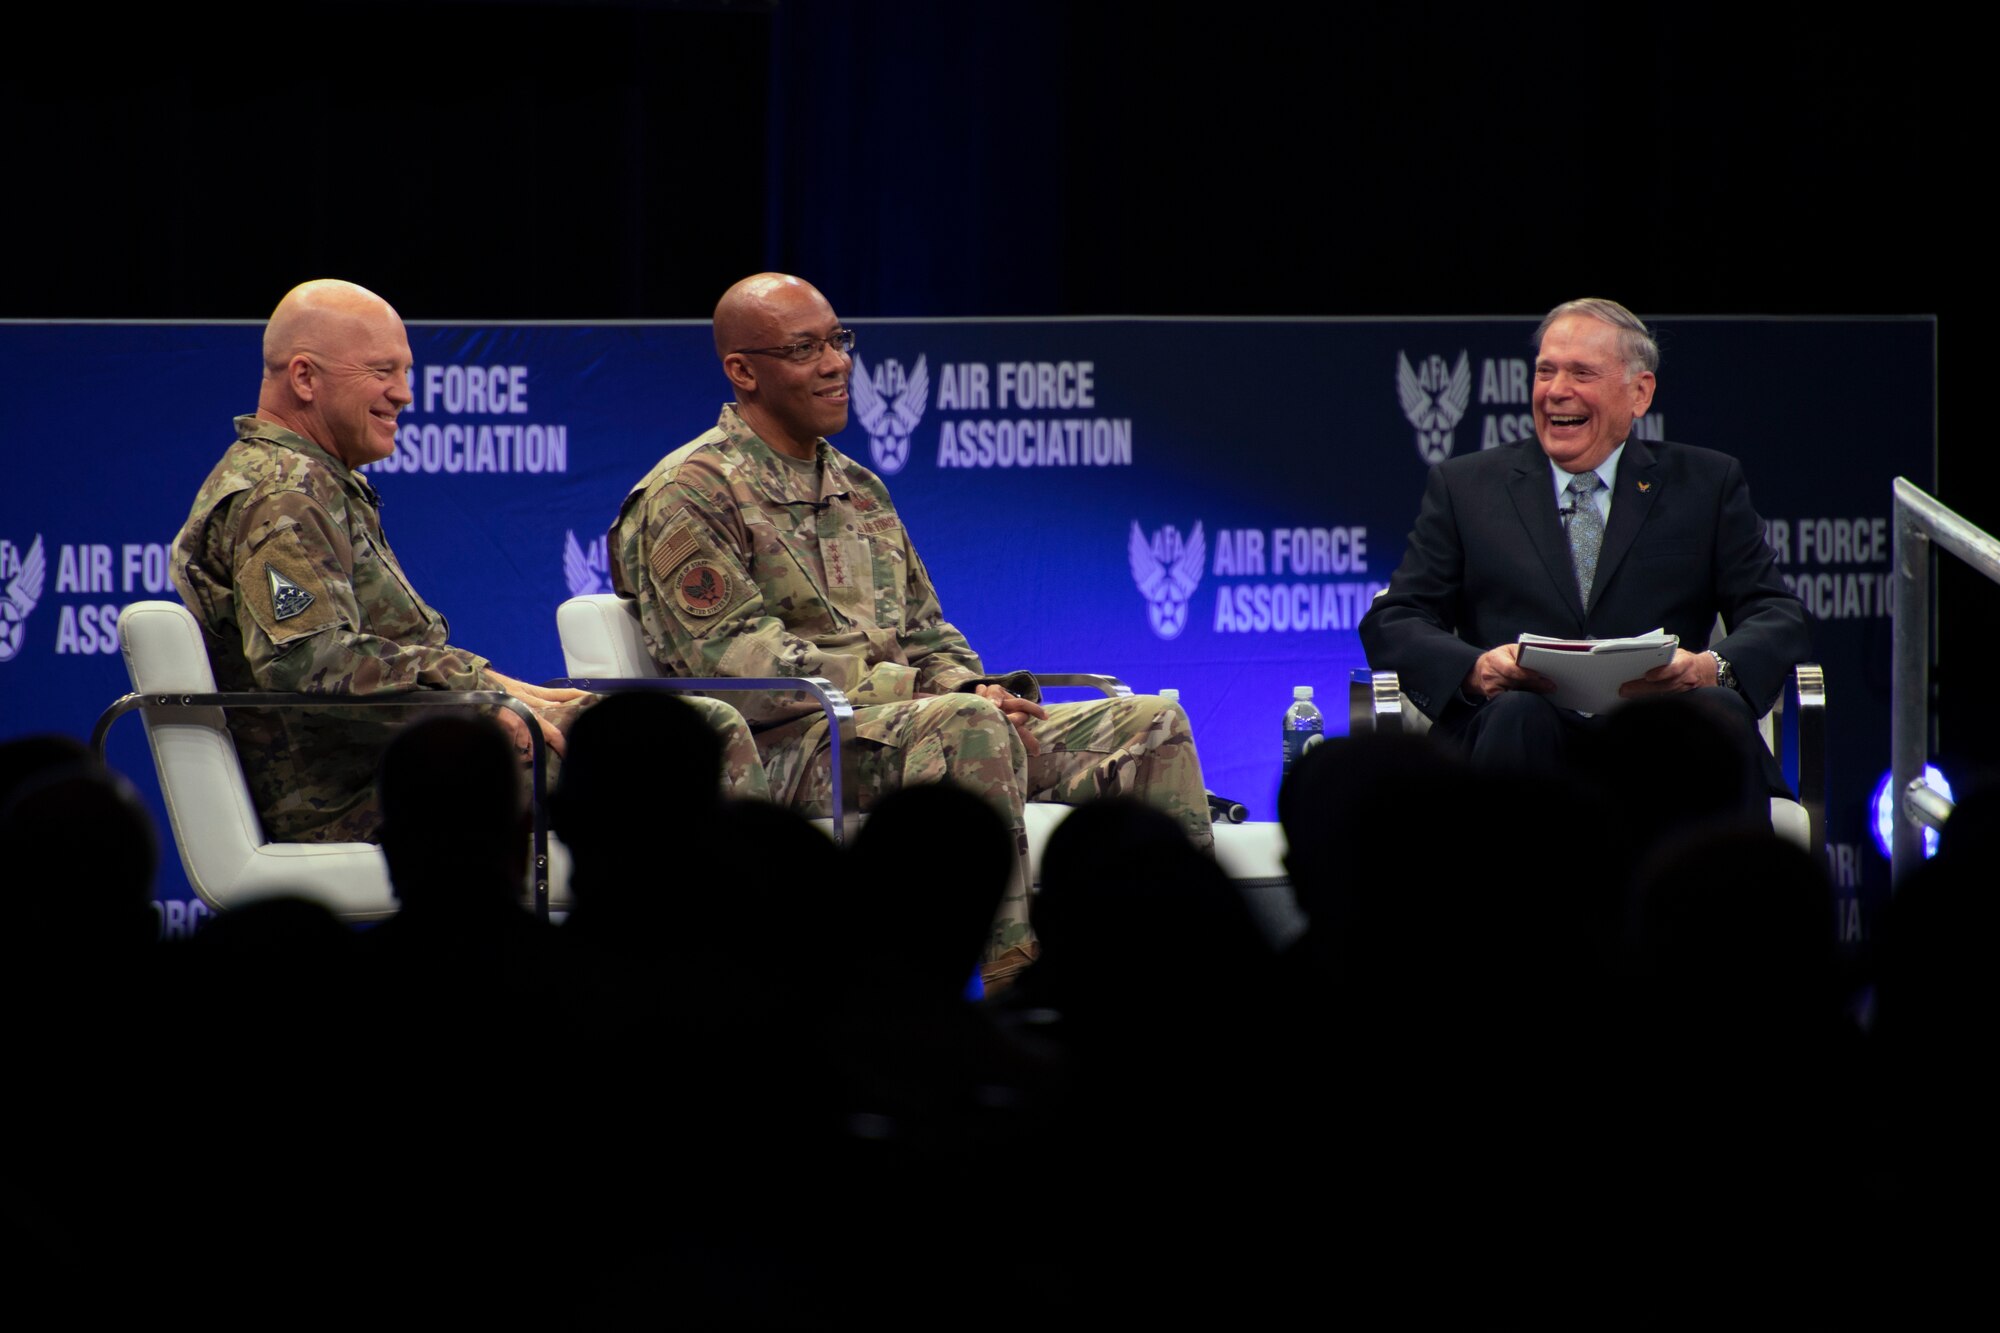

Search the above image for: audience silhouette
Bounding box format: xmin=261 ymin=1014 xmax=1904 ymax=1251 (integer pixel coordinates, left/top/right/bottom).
xmin=7 ymin=684 xmax=1968 ymax=1319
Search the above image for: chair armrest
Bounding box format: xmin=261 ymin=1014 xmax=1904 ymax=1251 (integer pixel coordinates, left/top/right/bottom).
xmin=1035 ymin=673 xmax=1132 ymax=698
xmin=94 ymin=689 xmax=557 ymax=918
xmin=546 ymin=675 xmax=860 ymax=844
xmin=1341 ymin=664 xmax=1827 ymax=869
xmin=1791 ymin=663 xmax=1827 ymax=870
xmin=1348 ymin=668 xmax=1425 ymax=737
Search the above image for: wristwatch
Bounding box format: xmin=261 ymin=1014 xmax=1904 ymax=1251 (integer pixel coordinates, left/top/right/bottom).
xmin=1708 ymin=650 xmax=1734 ymax=690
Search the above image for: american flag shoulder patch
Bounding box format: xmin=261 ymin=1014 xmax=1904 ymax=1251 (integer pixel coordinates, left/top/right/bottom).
xmin=649 ymin=523 xmax=702 ymax=584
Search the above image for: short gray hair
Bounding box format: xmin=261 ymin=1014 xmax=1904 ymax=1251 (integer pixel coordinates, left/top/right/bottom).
xmin=1534 ymin=297 xmax=1659 ymax=377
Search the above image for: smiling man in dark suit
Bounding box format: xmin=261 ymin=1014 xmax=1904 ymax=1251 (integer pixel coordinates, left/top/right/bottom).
xmin=1360 ymin=298 xmax=1808 ymax=782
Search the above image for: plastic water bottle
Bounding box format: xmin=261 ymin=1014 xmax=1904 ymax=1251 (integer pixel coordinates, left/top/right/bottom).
xmin=1283 ymin=685 xmax=1323 ymax=777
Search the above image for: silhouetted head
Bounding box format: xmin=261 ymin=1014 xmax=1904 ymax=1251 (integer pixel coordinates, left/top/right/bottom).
xmin=1278 ymin=732 xmax=1471 ymax=923
xmin=0 ymin=733 xmax=95 ymax=807
xmin=551 ymin=692 xmax=724 ymax=905
xmin=848 ymin=782 xmax=1014 ymax=1003
xmin=1628 ymin=826 xmax=1838 ymax=1039
xmin=378 ymin=714 xmax=528 ymax=911
xmin=1592 ymin=693 xmax=1766 ymax=853
xmin=1032 ymin=797 xmax=1265 ymax=1006
xmin=1 ymin=750 xmax=158 ymax=951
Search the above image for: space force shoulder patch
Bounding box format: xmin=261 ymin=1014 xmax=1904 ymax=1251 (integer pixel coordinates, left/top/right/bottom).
xmin=239 ymin=522 xmax=340 ymax=643
xmin=268 ymin=565 xmax=316 ymax=621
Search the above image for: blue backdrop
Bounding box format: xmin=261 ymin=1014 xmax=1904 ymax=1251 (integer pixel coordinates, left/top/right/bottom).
xmin=0 ymin=316 xmax=1933 ymax=942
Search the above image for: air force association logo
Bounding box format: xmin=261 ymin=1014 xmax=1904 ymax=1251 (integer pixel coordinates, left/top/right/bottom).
xmin=1395 ymin=350 xmax=1472 ymax=464
xmin=850 ymin=352 xmax=928 ymax=475
xmin=0 ymin=535 xmax=46 ymax=662
xmin=563 ymin=529 xmax=613 ymax=597
xmin=1128 ymin=521 xmax=1205 ymax=640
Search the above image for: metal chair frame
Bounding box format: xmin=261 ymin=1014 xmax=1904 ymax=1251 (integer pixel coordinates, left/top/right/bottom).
xmin=1346 ymin=663 xmax=1829 ymax=869
xmin=95 ymin=686 xmax=560 ymax=918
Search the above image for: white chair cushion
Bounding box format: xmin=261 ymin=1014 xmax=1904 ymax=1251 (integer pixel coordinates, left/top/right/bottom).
xmin=557 ymin=594 xmax=661 ymax=679
xmin=117 ymin=600 xmax=566 ymax=920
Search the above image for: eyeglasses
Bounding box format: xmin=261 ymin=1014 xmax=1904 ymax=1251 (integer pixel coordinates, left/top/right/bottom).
xmin=732 ymin=328 xmax=857 ymax=364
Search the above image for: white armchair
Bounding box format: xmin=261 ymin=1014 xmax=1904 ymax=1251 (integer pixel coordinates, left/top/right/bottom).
xmin=1346 ymin=663 xmax=1828 ymax=865
xmin=94 ymin=600 xmax=569 ymax=920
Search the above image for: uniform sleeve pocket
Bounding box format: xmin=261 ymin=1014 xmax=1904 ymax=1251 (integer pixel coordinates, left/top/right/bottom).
xmin=652 ymin=517 xmax=755 ymax=635
xmin=237 ymin=520 xmax=342 ymax=647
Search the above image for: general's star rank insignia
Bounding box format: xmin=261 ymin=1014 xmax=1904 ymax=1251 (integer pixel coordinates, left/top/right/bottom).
xmin=267 ymin=564 xmax=316 ymax=622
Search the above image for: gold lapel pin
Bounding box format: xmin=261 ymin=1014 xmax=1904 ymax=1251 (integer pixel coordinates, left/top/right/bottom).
xmin=1637 ymin=481 xmax=1652 ymax=492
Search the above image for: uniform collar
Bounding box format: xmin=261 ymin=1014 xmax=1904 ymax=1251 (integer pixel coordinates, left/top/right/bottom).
xmin=718 ymin=403 xmax=860 ymax=501
xmin=233 ymin=415 xmax=382 ymax=507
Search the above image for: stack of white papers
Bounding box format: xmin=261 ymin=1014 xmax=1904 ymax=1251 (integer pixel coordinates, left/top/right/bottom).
xmin=1515 ymin=630 xmax=1679 ymax=714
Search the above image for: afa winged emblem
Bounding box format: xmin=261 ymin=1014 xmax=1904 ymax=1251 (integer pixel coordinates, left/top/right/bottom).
xmin=1396 ymin=350 xmax=1473 ymax=464
xmin=1128 ymin=520 xmax=1206 ymax=641
xmin=0 ymin=535 xmax=47 ymax=663
xmin=563 ymin=529 xmax=613 ymax=597
xmin=850 ymin=352 xmax=929 ymax=475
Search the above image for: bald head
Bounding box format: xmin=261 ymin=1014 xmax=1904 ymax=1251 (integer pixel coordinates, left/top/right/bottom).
xmin=712 ymin=272 xmax=829 ymax=361
xmin=710 ymin=273 xmax=851 ymax=459
xmin=257 ymin=279 xmax=414 ymax=469
xmin=262 ymin=279 xmax=400 ymax=376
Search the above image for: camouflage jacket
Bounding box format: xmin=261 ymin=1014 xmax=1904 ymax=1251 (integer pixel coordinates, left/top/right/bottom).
xmin=609 ymin=405 xmax=985 ymax=725
xmin=171 ymin=416 xmax=490 ymax=842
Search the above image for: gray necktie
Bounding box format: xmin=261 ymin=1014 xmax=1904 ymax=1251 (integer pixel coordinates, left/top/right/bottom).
xmin=1566 ymin=471 xmax=1605 ymax=609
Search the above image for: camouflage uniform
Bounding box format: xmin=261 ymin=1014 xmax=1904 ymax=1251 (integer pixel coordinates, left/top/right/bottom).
xmin=172 ymin=417 xmax=768 ymax=844
xmin=610 ymin=406 xmax=1211 ymax=957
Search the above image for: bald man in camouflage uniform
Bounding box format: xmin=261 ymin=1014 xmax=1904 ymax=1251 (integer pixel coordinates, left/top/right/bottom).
xmin=173 ymin=279 xmax=768 ymax=844
xmin=611 ymin=274 xmax=1210 ymax=964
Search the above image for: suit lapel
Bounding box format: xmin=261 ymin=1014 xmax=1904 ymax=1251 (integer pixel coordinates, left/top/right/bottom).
xmin=1594 ymin=438 xmax=1660 ymax=610
xmin=1505 ymin=446 xmax=1587 ymax=626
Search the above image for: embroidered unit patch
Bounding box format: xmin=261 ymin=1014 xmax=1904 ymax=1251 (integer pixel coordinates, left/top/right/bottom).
xmin=672 ymin=559 xmax=731 ymax=617
xmin=267 ymin=564 xmax=316 ymax=622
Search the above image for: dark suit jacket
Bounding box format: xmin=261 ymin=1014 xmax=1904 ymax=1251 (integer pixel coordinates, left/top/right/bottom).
xmin=1359 ymin=437 xmax=1809 ymax=725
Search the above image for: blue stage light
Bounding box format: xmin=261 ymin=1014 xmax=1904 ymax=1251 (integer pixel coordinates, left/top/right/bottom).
xmin=1871 ymin=764 xmax=1954 ymax=860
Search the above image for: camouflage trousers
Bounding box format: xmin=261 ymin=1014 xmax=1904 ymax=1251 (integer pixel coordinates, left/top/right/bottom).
xmin=679 ymin=694 xmax=774 ymax=803
xmin=243 ymin=691 xmax=770 ymax=844
xmin=764 ymin=692 xmax=1212 ymax=960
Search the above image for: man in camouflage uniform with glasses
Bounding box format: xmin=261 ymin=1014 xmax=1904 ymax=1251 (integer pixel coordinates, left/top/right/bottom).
xmin=610 ymin=273 xmax=1212 ymax=973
